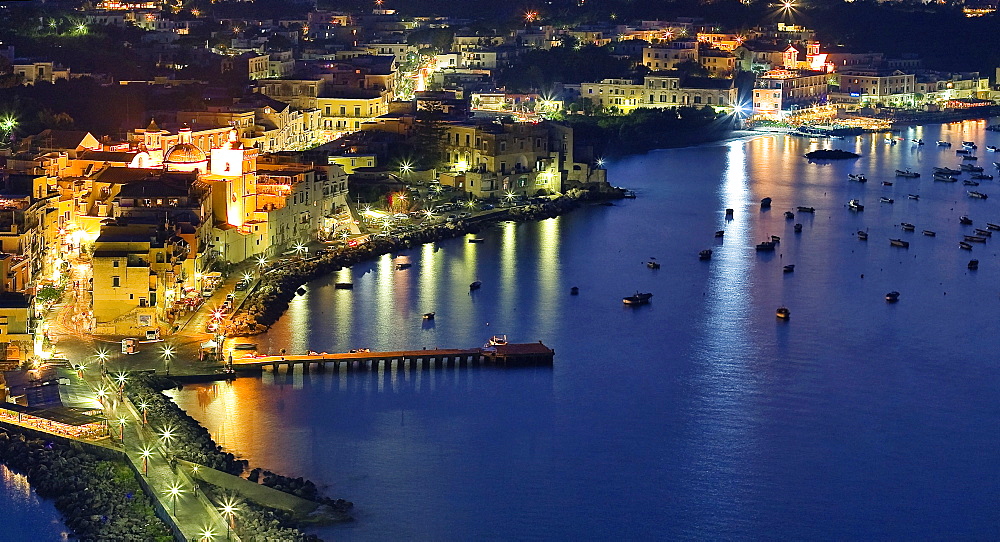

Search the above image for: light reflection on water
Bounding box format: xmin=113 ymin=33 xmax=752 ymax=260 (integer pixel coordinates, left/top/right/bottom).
xmin=171 ymin=119 xmax=1000 ymax=540
xmin=0 ymin=465 xmax=68 ymax=540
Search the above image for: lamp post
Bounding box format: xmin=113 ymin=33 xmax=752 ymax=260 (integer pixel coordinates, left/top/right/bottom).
xmin=166 ymin=483 xmax=183 ymax=516
xmin=199 ymin=527 xmax=216 ymax=541
xmin=159 ymin=426 xmax=175 ymax=455
xmin=117 ymin=417 xmax=127 ymax=443
xmin=162 ymin=344 xmax=174 ymax=376
xmin=114 ymin=371 xmax=128 ymax=398
xmin=139 ymin=447 xmax=152 ymax=476
xmin=218 ymin=497 xmax=240 ymax=541
xmin=138 ymin=402 xmax=149 ymax=424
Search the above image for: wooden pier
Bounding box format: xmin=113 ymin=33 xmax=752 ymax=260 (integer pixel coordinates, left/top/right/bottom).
xmin=228 ymin=341 xmax=554 ymax=374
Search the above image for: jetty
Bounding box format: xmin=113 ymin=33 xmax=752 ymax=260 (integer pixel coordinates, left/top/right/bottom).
xmin=228 ymin=340 xmax=555 ymax=374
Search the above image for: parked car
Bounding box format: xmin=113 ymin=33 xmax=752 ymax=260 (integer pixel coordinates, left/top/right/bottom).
xmin=234 ymin=280 xmax=249 ymax=291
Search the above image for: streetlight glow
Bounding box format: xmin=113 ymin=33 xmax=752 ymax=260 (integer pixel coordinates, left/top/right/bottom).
xmin=139 ymin=447 xmax=152 ymax=476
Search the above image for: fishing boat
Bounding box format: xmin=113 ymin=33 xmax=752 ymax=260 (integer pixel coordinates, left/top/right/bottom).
xmin=797 ymin=206 xmax=815 ymax=213
xmin=647 ymin=261 xmax=661 ymax=269
xmin=937 ymin=141 xmax=952 ymax=147
xmin=785 ymin=211 xmax=795 ymax=220
xmin=934 ymin=167 xmax=962 ymax=174
xmin=857 ymin=230 xmax=868 ymax=240
xmin=960 ymin=215 xmax=974 ymax=225
xmin=885 ymin=291 xmax=900 ymax=303
xmin=968 ymin=191 xmax=989 ymax=199
xmin=468 ymin=238 xmax=485 ymax=244
xmin=956 ymin=149 xmax=970 ymax=155
xmin=890 ymin=238 xmax=909 ymax=248
xmin=974 ymin=228 xmax=992 ymax=237
xmin=699 ymin=249 xmax=713 ymax=260
xmin=922 ymin=230 xmax=936 ymax=237
xmin=470 ymin=281 xmax=482 ymax=290
xmin=900 ymin=222 xmax=915 ymax=231
xmin=912 ymin=139 xmax=924 ymax=145
xmin=987 ymin=223 xmax=1000 ymax=231
xmin=959 ymin=241 xmax=973 ymax=250
xmin=623 ymin=292 xmax=653 ymax=305
xmin=882 ymin=181 xmax=893 ymax=186
xmin=849 ymin=199 xmax=864 ymax=211
xmin=988 ymin=146 xmax=999 ymax=152
xmin=964 ymin=180 xmax=980 ymax=186
xmin=964 ymin=235 xmax=987 ymax=243
xmin=771 ymin=235 xmax=781 ymax=243
xmin=783 ymin=264 xmax=795 ymax=273
xmin=715 ymin=230 xmax=725 ymax=238
xmin=995 ymin=162 xmax=1000 ymax=169
xmin=570 ymin=286 xmax=579 ymax=295
xmin=908 ymin=194 xmax=920 ymax=200
xmin=968 ymin=259 xmax=979 ymax=270
xmin=725 ymin=208 xmax=734 ymax=217
xmin=971 ymin=173 xmax=994 ymax=180
xmin=335 ymin=282 xmax=354 ymax=289
xmin=880 ymin=197 xmax=894 ymax=204
xmin=423 ymin=312 xmax=435 ymax=320
xmin=755 ymin=241 xmax=777 ymax=251
xmin=963 ymin=141 xmax=977 ymax=148
xmin=934 ymin=175 xmax=957 ymax=182
xmin=396 ymin=262 xmax=412 ymax=270
xmin=776 ymin=307 xmax=791 ymax=319
xmin=760 ymin=197 xmax=772 ymax=208
xmin=848 ymin=174 xmax=867 ymax=182
xmin=794 ymin=223 xmax=803 ymax=232
xmin=961 ymin=163 xmax=984 ymax=172
xmin=895 ymin=169 xmax=920 ymax=178
xmin=963 ymin=155 xmax=979 ymax=161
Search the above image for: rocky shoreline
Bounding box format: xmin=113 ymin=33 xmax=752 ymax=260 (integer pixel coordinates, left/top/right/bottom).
xmin=225 ymin=188 xmax=618 ymax=337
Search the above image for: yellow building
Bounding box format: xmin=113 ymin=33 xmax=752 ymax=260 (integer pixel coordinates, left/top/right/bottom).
xmin=0 ymin=293 xmax=34 ymax=362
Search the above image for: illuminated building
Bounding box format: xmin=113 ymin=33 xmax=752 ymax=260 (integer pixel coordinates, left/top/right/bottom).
xmin=752 ymin=69 xmax=829 ymax=117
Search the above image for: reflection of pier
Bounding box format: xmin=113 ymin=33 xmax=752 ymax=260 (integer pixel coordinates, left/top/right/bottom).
xmin=230 ymin=342 xmax=555 ymax=374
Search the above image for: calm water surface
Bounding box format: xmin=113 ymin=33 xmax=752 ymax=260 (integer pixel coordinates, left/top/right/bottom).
xmin=0 ymin=465 xmax=68 ymax=541
xmin=171 ymin=119 xmax=1000 ymax=540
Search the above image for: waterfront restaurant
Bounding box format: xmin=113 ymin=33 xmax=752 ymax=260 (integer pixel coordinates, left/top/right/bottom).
xmin=0 ymin=403 xmax=107 ymax=440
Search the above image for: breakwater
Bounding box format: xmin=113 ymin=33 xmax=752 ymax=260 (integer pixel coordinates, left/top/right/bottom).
xmin=226 ymin=192 xmax=601 ymax=337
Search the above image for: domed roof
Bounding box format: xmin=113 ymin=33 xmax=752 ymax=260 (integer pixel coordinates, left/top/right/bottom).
xmin=163 ymin=142 xmax=207 ymax=164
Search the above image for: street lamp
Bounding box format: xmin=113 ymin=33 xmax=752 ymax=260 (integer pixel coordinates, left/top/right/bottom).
xmin=159 ymin=426 xmax=175 ymax=454
xmin=162 ymin=344 xmax=174 ymax=375
xmin=114 ymin=371 xmax=128 ymax=395
xmin=218 ymin=496 xmax=240 ymax=541
xmin=138 ymin=402 xmax=149 ymax=424
xmin=166 ymin=483 xmax=183 ymax=516
xmin=139 ymin=447 xmax=152 ymax=476
xmin=256 ymin=255 xmax=267 ymax=268
xmin=199 ymin=527 xmax=216 ymax=541
xmin=96 ymin=386 xmax=108 ymax=405
xmin=117 ymin=417 xmax=127 ymax=443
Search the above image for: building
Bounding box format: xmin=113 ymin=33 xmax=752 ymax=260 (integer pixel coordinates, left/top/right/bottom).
xmin=752 ymin=69 xmax=830 ymax=117
xmin=581 ymin=74 xmax=738 ymax=112
xmin=642 ymin=41 xmax=699 ymax=71
xmin=831 ymin=69 xmax=916 ymax=107
xmin=11 ymin=62 xmax=71 ymax=85
xmin=698 ymin=49 xmax=737 ymax=77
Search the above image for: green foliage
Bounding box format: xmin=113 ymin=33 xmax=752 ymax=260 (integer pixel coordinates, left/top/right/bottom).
xmin=561 ymin=106 xmax=728 ymax=156
xmin=35 ymin=284 xmax=64 ymax=305
xmin=497 ymin=45 xmax=632 ymax=93
xmin=406 ymin=27 xmax=455 ymax=53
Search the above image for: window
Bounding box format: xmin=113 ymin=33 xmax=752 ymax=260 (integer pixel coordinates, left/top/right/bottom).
xmin=112 ymin=276 xmax=120 ymax=287
xmin=113 ymin=260 xmax=119 ymax=268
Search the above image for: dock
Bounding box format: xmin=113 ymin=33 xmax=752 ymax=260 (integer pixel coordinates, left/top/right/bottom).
xmin=228 ymin=341 xmax=554 ymax=374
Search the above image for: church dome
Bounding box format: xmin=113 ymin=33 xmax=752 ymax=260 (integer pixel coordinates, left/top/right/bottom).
xmin=163 ymin=142 xmax=207 ymax=165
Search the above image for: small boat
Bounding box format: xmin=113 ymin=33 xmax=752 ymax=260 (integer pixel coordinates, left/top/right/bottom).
xmin=880 ymin=197 xmax=894 ymax=204
xmin=890 ymin=238 xmax=909 ymax=248
xmin=848 ymin=199 xmax=864 ymax=211
xmin=913 ymin=139 xmax=924 ymax=145
xmin=959 ymin=241 xmax=973 ymax=250
xmin=335 ymin=282 xmax=354 ymax=289
xmin=934 ymin=175 xmax=957 ymax=182
xmin=715 ymin=230 xmax=725 ymax=238
xmin=968 ymin=259 xmax=979 ymax=270
xmin=783 ymin=264 xmax=795 ymax=273
xmin=922 ymin=230 xmax=936 ymax=237
xmin=468 ymin=238 xmax=485 ymax=244
xmin=974 ymin=228 xmax=991 ymax=237
xmin=937 ymin=141 xmax=952 ymax=147
xmin=725 ymin=208 xmax=734 ymax=216
xmin=776 ymin=307 xmax=790 ymax=319
xmin=956 ymin=149 xmax=970 ymax=155
xmin=396 ymin=262 xmax=412 ymax=270
xmin=961 ymin=163 xmax=984 ymax=172
xmin=986 ymin=223 xmax=1000 ymax=231
xmin=857 ymin=230 xmax=868 ymax=240
xmin=771 ymin=235 xmax=781 ymax=243
xmin=900 ymin=222 xmax=915 ymax=231
xmin=848 ymin=174 xmax=867 ymax=182
xmin=623 ymin=292 xmax=653 ymax=305
xmin=699 ymin=249 xmax=713 ymax=260
xmin=797 ymin=206 xmax=815 ymax=213
xmin=908 ymin=194 xmax=920 ymax=200
xmin=755 ymin=241 xmax=777 ymax=251
xmin=963 ymin=155 xmax=978 ymax=161
xmin=622 ymin=190 xmax=637 ymax=199
xmin=963 ymin=141 xmax=977 ymax=148
xmin=793 ymin=223 xmax=803 ymax=232
xmin=964 ymin=180 xmax=980 ymax=187
xmin=470 ymin=281 xmax=482 ymax=290
xmin=995 ymin=162 xmax=1000 ymax=169
xmin=960 ymin=215 xmax=974 ymax=225
xmin=895 ymin=169 xmax=920 ymax=178
xmin=882 ymin=181 xmax=893 ymax=186
xmin=971 ymin=173 xmax=994 ymax=180
xmin=647 ymin=261 xmax=661 ymax=269
xmin=885 ymin=291 xmax=900 ymax=303
xmin=968 ymin=191 xmax=989 ymax=199
xmin=934 ymin=167 xmax=962 ymax=174
xmin=423 ymin=312 xmax=435 ymax=320
xmin=964 ymin=235 xmax=987 ymax=243
xmin=785 ymin=211 xmax=795 ymax=220
xmin=987 ymin=146 xmax=998 ymax=152
xmin=296 ymin=287 xmax=306 ymax=295
xmin=570 ymin=286 xmax=579 ymax=295
xmin=760 ymin=197 xmax=772 ymax=208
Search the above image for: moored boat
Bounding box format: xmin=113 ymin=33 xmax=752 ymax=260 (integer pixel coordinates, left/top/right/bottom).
xmin=968 ymin=259 xmax=979 ymax=270
xmin=890 ymin=238 xmax=909 ymax=248
xmin=937 ymin=141 xmax=951 ymax=147
xmin=797 ymin=206 xmax=815 ymax=213
xmin=785 ymin=211 xmax=795 ymax=219
xmin=725 ymin=208 xmax=734 ymax=217
xmin=961 ymin=163 xmax=984 ymax=172
xmin=882 ymin=181 xmax=893 ymax=186
xmin=793 ymin=223 xmax=803 ymax=232
xmin=848 ymin=199 xmax=864 ymax=211
xmin=756 ymin=241 xmax=777 ymax=251
xmin=988 ymin=146 xmax=998 ymax=152
xmin=423 ymin=312 xmax=435 ymax=320
xmin=922 ymin=230 xmax=936 ymax=236
xmin=623 ymin=292 xmax=653 ymax=305
xmin=715 ymin=230 xmax=725 ymax=238
xmin=396 ymin=262 xmax=412 ymax=270
xmin=959 ymin=241 xmax=973 ymax=250
xmin=974 ymin=228 xmax=991 ymax=237
xmin=857 ymin=230 xmax=868 ymax=240
xmin=963 ymin=141 xmax=977 ymax=148
xmin=895 ymin=169 xmax=920 ymax=178
xmin=760 ymin=197 xmax=772 ymax=208
xmin=900 ymin=222 xmax=915 ymax=231
xmin=570 ymin=286 xmax=579 ymax=295
xmin=468 ymin=238 xmax=485 ymax=243
xmin=934 ymin=174 xmax=957 ymax=182
xmin=908 ymin=194 xmax=920 ymax=200
xmin=964 ymin=235 xmax=987 ymax=242
xmin=934 ymin=167 xmax=962 ymax=174
xmin=470 ymin=280 xmax=482 ymax=290
xmin=880 ymin=197 xmax=894 ymax=203
xmin=885 ymin=291 xmax=900 ymax=303
xmin=968 ymin=191 xmax=989 ymax=199
xmin=771 ymin=235 xmax=781 ymax=243
xmin=335 ymin=282 xmax=354 ymax=289
xmin=848 ymin=173 xmax=867 ymax=182
xmin=699 ymin=249 xmax=713 ymax=260
xmin=963 ymin=155 xmax=979 ymax=161
xmin=987 ymin=223 xmax=1000 ymax=231
xmin=956 ymin=149 xmax=970 ymax=155
xmin=960 ymin=215 xmax=974 ymax=225
xmin=776 ymin=307 xmax=791 ymax=319
xmin=783 ymin=264 xmax=795 ymax=273
xmin=647 ymin=261 xmax=661 ymax=269
xmin=964 ymin=180 xmax=980 ymax=186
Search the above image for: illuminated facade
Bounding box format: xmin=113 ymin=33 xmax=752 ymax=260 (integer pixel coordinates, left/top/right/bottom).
xmin=752 ymin=70 xmax=829 ymax=117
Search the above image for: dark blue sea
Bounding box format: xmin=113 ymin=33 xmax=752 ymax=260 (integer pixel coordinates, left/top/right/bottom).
xmin=0 ymin=465 xmax=68 ymax=542
xmin=164 ymin=117 xmax=996 ymax=540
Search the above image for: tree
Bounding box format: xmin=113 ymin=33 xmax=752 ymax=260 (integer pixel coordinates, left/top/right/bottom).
xmin=35 ymin=285 xmax=64 ymax=306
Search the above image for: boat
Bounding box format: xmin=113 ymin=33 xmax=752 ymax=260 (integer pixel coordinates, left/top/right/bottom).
xmin=335 ymin=282 xmax=354 ymax=289
xmin=699 ymin=249 xmax=713 ymax=260
xmin=968 ymin=191 xmax=989 ymax=199
xmin=470 ymin=281 xmax=482 ymax=290
xmin=968 ymin=259 xmax=979 ymax=270
xmin=961 ymin=163 xmax=985 ymax=172
xmin=987 ymin=223 xmax=1000 ymax=231
xmin=755 ymin=241 xmax=777 ymax=251
xmin=760 ymin=197 xmax=772 ymax=208
xmin=647 ymin=261 xmax=661 ymax=269
xmin=933 ymin=166 xmax=962 ymax=174
xmin=715 ymin=230 xmax=725 ymax=238
xmin=797 ymin=206 xmax=815 ymax=213
xmin=937 ymin=141 xmax=952 ymax=147
xmin=570 ymin=286 xmax=579 ymax=295
xmin=771 ymin=235 xmax=781 ymax=243
xmin=964 ymin=235 xmax=987 ymax=243
xmin=776 ymin=307 xmax=790 ymax=319
xmin=725 ymin=208 xmax=734 ymax=216
xmin=882 ymin=181 xmax=893 ymax=186
xmin=964 ymin=180 xmax=980 ymax=186
xmin=785 ymin=211 xmax=795 ymax=219
xmin=623 ymin=292 xmax=653 ymax=305
xmin=890 ymin=238 xmax=909 ymax=248
xmin=396 ymin=262 xmax=412 ymax=270
xmin=423 ymin=312 xmax=435 ymax=320
xmin=956 ymin=149 xmax=970 ymax=155
xmin=622 ymin=190 xmax=637 ymax=199
xmin=974 ymin=228 xmax=992 ymax=237
xmin=959 ymin=241 xmax=973 ymax=250
xmin=885 ymin=291 xmax=900 ymax=303
xmin=848 ymin=174 xmax=868 ymax=182
xmin=971 ymin=173 xmax=994 ymax=180
xmin=233 ymin=343 xmax=258 ymax=351
xmin=880 ymin=197 xmax=894 ymax=204
xmin=793 ymin=223 xmax=803 ymax=232
xmin=963 ymin=155 xmax=979 ymax=161
xmin=783 ymin=264 xmax=795 ymax=273
xmin=857 ymin=230 xmax=868 ymax=240
xmin=960 ymin=215 xmax=974 ymax=225
xmin=963 ymin=141 xmax=977 ymax=148
xmin=913 ymin=139 xmax=924 ymax=145
xmin=995 ymin=162 xmax=1000 ymax=169
xmin=908 ymin=194 xmax=920 ymax=200
xmin=848 ymin=199 xmax=864 ymax=211
xmin=934 ymin=175 xmax=957 ymax=182
xmin=900 ymin=222 xmax=915 ymax=231
xmin=987 ymin=146 xmax=998 ymax=152
xmin=922 ymin=230 xmax=936 ymax=237
xmin=895 ymin=169 xmax=920 ymax=178
xmin=468 ymin=238 xmax=484 ymax=244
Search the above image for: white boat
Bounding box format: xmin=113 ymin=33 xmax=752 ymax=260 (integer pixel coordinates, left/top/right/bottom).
xmin=848 ymin=173 xmax=867 ymax=182
xmin=908 ymin=194 xmax=920 ymax=200
xmin=968 ymin=191 xmax=989 ymax=199
xmin=963 ymin=141 xmax=977 ymax=148
xmin=880 ymin=197 xmax=894 ymax=204
xmin=937 ymin=141 xmax=952 ymax=147
xmin=849 ymin=199 xmax=864 ymax=211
